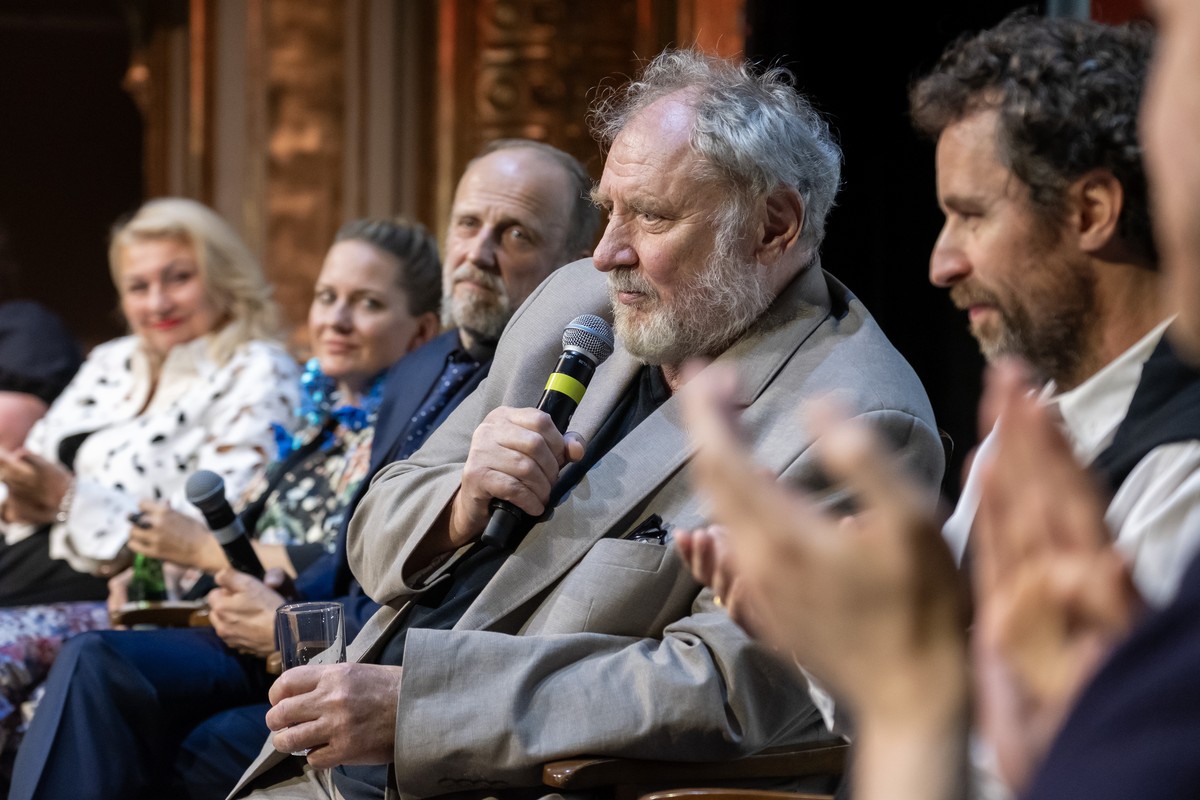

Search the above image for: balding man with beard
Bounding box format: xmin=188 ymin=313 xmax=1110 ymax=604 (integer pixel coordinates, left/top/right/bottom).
xmin=230 ymin=48 xmax=945 ymax=800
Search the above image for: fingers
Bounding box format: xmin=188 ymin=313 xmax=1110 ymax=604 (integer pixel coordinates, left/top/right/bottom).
xmin=681 ymin=365 xmax=742 ymax=457
xmin=972 ymin=361 xmax=1049 ymax=594
xmin=682 ymin=366 xmax=825 ymax=549
xmin=0 ymin=449 xmax=37 ymax=486
xmin=817 ymin=419 xmax=916 ymax=518
xmin=215 ymin=566 xmax=250 ymax=589
xmin=264 ymin=567 xmax=288 ymax=591
xmin=973 ymin=360 xmax=1109 ymax=600
xmin=95 ymin=553 xmax=131 ymax=578
xmin=210 ymin=568 xmax=281 ymax=621
xmin=681 ymin=366 xmax=760 ymax=516
xmin=459 ymin=407 xmax=569 ymax=529
xmin=265 ymin=667 xmax=339 ymax=759
xmin=977 ymin=358 xmax=1033 ymax=439
xmin=267 ymin=663 xmax=402 ymax=767
xmin=674 ymin=526 xmax=719 ymax=590
xmin=562 ymin=431 xmax=588 ymax=465
xmin=106 ymin=567 xmax=132 ymax=618
xmin=267 ymin=665 xmax=325 ymax=714
xmin=1054 ymin=551 xmax=1144 ymax=641
xmin=127 ymin=512 xmax=158 ymax=555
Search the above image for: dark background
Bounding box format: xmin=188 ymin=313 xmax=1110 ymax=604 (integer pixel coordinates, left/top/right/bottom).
xmin=0 ymin=1 xmax=142 ymax=347
xmin=744 ymin=0 xmax=1044 ymax=501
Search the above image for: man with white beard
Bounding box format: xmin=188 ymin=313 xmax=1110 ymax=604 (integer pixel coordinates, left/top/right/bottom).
xmin=230 ymin=47 xmax=945 ymax=800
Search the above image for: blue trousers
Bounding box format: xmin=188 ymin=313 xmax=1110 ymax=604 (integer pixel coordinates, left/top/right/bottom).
xmin=9 ymin=627 xmax=274 ymax=800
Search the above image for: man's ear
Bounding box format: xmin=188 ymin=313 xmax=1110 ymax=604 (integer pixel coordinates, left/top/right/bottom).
xmin=1074 ymin=169 xmax=1124 ymax=254
xmin=755 ymin=187 xmax=804 ymax=266
xmin=406 ymin=311 xmax=442 ymax=353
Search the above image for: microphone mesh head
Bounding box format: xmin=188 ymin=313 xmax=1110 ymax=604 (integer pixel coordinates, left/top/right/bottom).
xmin=562 ymin=314 xmax=615 ymax=365
xmin=185 ymin=469 xmax=226 ymax=510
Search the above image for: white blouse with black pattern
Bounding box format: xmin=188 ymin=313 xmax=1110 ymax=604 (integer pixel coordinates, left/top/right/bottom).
xmin=0 ymin=331 xmax=300 ymax=573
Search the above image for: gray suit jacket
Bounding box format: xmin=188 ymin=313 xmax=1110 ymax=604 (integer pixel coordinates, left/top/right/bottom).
xmin=232 ymin=258 xmax=945 ymax=800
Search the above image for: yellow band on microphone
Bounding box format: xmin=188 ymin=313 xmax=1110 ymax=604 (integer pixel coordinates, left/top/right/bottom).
xmin=544 ymin=372 xmax=586 ymax=404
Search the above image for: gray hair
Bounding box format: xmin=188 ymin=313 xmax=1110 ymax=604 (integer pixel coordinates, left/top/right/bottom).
xmin=590 ymin=49 xmax=843 ymax=263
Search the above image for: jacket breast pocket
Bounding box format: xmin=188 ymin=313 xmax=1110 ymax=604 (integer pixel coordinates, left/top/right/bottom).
xmin=520 ymin=538 xmax=699 ymax=638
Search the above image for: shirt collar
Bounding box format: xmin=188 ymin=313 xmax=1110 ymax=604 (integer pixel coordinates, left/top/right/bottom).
xmin=1046 ymin=317 xmax=1174 ymax=463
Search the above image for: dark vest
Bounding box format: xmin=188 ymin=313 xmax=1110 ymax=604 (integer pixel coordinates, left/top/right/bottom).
xmin=1091 ymin=331 xmax=1200 ymax=494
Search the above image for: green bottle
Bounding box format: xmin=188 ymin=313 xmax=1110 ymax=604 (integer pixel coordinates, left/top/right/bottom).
xmin=128 ymin=553 xmax=168 ymax=602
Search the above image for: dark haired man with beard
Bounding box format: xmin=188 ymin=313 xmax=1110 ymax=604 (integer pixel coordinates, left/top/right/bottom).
xmin=227 ymin=47 xmax=944 ymax=800
xmin=8 ymin=138 xmax=598 ymax=800
xmin=673 ymin=4 xmax=1200 ymax=798
xmin=913 ymin=15 xmax=1200 ymax=616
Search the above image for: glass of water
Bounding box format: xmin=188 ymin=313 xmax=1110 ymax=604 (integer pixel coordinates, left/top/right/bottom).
xmin=274 ymin=600 xmax=346 ymax=756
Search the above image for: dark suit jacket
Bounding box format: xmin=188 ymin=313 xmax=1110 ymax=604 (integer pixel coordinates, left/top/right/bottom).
xmin=290 ymin=328 xmax=492 ymax=639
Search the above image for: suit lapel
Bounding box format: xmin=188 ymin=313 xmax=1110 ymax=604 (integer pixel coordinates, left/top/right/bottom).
xmin=371 ymin=330 xmax=459 ymax=472
xmin=456 ymin=264 xmax=834 ymax=631
xmin=564 ymin=343 xmax=641 ymax=442
xmin=721 ymin=261 xmax=832 ymax=408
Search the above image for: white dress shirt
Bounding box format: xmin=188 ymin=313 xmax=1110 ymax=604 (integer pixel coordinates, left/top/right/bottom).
xmin=942 ymin=318 xmax=1200 ymax=605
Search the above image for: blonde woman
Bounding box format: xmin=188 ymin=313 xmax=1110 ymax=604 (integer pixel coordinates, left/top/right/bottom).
xmin=0 ymin=197 xmax=298 ymax=605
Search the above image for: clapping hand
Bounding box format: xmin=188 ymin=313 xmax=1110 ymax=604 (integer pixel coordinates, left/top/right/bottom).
xmin=678 ymin=365 xmax=971 ymax=800
xmin=971 ymin=360 xmax=1145 ymax=793
xmin=679 ymin=365 xmax=968 ymax=707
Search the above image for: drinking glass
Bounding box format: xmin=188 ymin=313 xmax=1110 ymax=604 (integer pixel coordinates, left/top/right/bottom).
xmin=275 ymin=600 xmax=346 ymax=755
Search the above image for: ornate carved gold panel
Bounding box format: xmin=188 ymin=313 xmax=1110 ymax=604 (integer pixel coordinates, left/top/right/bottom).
xmin=124 ymin=0 xmax=744 ymax=347
xmin=434 ymin=0 xmax=689 ymax=245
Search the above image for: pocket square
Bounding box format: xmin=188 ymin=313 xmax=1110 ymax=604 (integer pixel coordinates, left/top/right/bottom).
xmin=624 ymin=513 xmax=671 ymax=545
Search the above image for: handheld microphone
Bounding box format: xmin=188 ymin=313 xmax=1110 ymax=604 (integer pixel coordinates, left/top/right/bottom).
xmin=185 ymin=469 xmax=266 ymax=579
xmin=481 ymin=314 xmax=616 ymax=550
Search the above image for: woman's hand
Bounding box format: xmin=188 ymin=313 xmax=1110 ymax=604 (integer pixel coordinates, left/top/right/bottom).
xmin=127 ymin=500 xmax=228 ymax=573
xmin=0 ymin=448 xmax=73 ymax=525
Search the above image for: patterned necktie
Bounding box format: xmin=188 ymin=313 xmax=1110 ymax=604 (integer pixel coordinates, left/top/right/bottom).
xmin=400 ymin=358 xmax=477 ymax=457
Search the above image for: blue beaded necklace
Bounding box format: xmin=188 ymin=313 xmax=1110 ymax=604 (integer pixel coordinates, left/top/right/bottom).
xmin=272 ymin=358 xmax=385 ymax=459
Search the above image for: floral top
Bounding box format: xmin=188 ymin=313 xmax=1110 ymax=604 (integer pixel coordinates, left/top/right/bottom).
xmin=241 ymin=360 xmax=383 ymax=553
xmin=0 ymin=330 xmax=300 ymax=573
